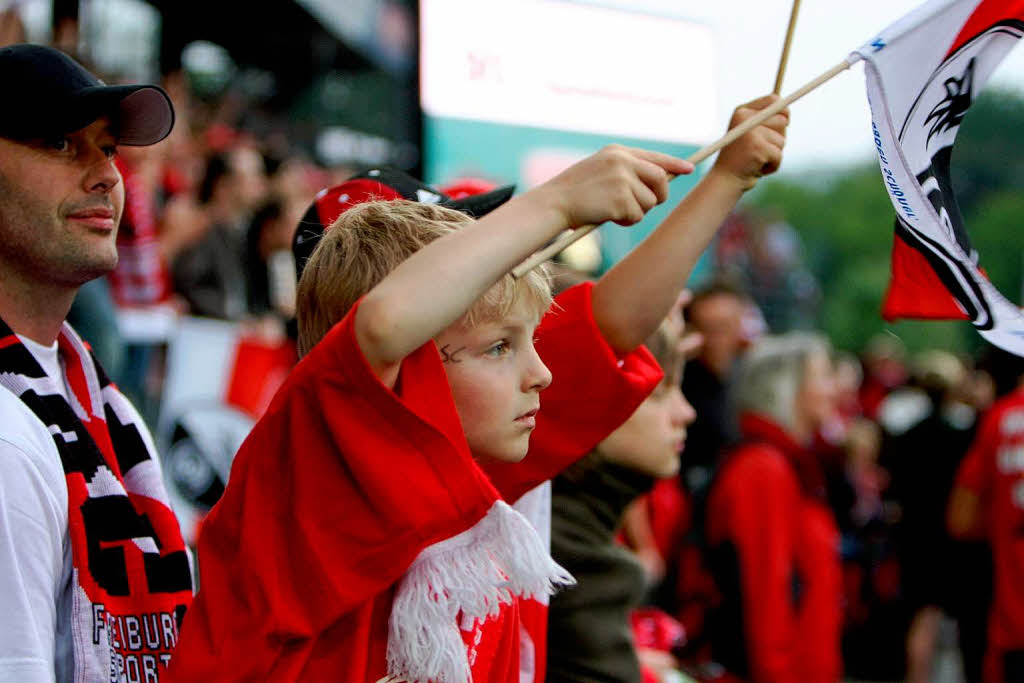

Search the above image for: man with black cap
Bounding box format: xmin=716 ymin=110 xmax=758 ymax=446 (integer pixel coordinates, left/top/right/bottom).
xmin=0 ymin=44 xmax=192 ymax=682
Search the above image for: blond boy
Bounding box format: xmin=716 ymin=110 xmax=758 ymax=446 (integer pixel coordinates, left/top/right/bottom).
xmin=168 ymin=96 xmax=787 ymax=682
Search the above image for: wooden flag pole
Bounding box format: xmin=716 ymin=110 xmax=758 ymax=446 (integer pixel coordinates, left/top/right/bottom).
xmin=774 ymin=0 xmax=803 ymax=94
xmin=511 ymin=57 xmax=858 ymax=280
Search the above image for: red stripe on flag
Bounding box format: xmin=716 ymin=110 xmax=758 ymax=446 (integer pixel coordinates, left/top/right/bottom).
xmin=946 ymin=0 xmax=1024 ymax=58
xmin=882 ymin=233 xmax=970 ymax=321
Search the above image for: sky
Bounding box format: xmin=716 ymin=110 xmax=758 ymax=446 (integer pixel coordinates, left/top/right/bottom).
xmin=587 ymin=0 xmax=1024 ymax=178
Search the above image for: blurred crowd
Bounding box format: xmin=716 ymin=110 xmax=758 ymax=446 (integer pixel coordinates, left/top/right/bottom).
xmin=616 ymin=281 xmax=1017 ymax=683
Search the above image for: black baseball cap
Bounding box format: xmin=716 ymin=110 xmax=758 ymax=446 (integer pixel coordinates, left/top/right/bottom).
xmin=292 ymin=166 xmax=515 ymax=280
xmin=0 ymin=44 xmax=174 ymax=146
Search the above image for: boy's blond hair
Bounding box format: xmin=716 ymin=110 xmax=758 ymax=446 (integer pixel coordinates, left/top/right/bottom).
xmin=296 ymin=199 xmax=553 ymax=356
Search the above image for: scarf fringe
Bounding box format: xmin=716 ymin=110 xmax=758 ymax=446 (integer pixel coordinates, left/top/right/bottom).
xmin=386 ymin=499 xmax=574 ymax=683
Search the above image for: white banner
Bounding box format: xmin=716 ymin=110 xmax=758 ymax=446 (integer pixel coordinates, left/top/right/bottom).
xmin=421 ymin=0 xmax=718 ymax=145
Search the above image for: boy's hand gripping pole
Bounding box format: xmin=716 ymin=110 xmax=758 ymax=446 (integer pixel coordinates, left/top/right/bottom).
xmin=510 ymin=57 xmax=858 ymax=280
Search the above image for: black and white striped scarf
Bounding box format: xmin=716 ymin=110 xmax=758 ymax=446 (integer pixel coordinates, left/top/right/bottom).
xmin=0 ymin=318 xmax=192 ymax=682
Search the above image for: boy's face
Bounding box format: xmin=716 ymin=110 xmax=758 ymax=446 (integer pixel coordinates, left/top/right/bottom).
xmin=596 ymin=374 xmax=696 ymax=479
xmin=436 ymin=296 xmax=552 ymax=463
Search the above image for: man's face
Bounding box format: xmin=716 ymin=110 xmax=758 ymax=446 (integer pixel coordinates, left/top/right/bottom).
xmin=230 ymin=145 xmax=268 ymax=211
xmin=689 ymin=293 xmax=746 ymax=377
xmin=435 ymin=297 xmax=552 ymax=463
xmin=0 ymin=117 xmax=124 ymax=288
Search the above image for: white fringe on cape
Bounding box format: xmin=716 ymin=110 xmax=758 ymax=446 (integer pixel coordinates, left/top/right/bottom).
xmin=386 ymin=499 xmax=573 ymax=682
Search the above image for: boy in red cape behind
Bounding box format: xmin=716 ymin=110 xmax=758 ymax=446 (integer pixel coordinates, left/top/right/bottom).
xmin=168 ymin=96 xmax=787 ymax=682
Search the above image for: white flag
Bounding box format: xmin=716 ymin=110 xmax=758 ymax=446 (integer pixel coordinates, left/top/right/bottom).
xmin=854 ymin=0 xmax=1024 ymax=353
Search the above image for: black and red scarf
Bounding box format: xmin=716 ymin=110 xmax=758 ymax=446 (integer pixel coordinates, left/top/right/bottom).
xmin=0 ymin=318 xmax=192 ymax=682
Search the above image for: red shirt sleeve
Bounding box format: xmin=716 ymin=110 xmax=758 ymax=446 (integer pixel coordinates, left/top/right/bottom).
xmin=957 ymin=404 xmax=999 ymax=496
xmin=170 ymin=300 xmax=500 ymax=681
xmin=717 ymin=447 xmax=801 ymax=683
xmin=481 ymin=283 xmax=664 ymax=503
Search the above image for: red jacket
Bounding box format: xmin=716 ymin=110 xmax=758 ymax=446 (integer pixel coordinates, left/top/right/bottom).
xmin=955 ymin=387 xmax=1024 ymax=660
xmin=166 ymin=283 xmax=661 ymax=681
xmin=705 ymin=414 xmax=842 ymax=683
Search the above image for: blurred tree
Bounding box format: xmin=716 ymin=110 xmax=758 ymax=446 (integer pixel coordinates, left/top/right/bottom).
xmin=949 ymin=90 xmax=1024 ymax=214
xmin=749 ymin=89 xmax=1024 ymax=356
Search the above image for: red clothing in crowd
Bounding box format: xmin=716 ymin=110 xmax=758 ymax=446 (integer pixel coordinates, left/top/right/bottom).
xmin=167 ymin=283 xmax=661 ymax=681
xmin=705 ymin=414 xmax=842 ymax=683
xmin=955 ymin=386 xmax=1024 ymax=680
xmin=640 ymin=476 xmax=718 ymax=648
xmin=110 ymin=157 xmax=170 ymax=306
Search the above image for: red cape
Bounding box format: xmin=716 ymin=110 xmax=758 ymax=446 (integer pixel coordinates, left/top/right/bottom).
xmin=168 ymin=283 xmax=661 ymax=681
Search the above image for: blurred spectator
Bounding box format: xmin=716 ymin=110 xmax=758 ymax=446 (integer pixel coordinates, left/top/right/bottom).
xmin=844 ymin=418 xmax=887 ymax=531
xmin=704 ymin=332 xmax=842 ymax=682
xmin=548 ymin=318 xmax=696 ymax=683
xmin=881 ymin=350 xmax=982 ymax=683
xmin=643 ymin=281 xmax=755 ymax=661
xmin=100 ymin=149 xmax=175 ymax=418
xmin=111 ymin=147 xmax=171 ymax=307
xmin=965 ymin=363 xmax=998 ymax=414
xmin=834 ymin=350 xmax=866 ymax=420
xmin=977 ymin=342 xmax=1022 ymax=401
xmin=679 ymin=280 xmax=754 ymax=488
xmin=172 ymin=146 xmax=267 ymax=319
xmin=839 ymin=425 xmax=906 ymax=681
xmin=859 ymin=333 xmax=908 ymax=420
xmin=244 ymin=196 xmax=303 ymax=328
xmin=267 ymin=153 xmax=324 ymax=210
xmin=949 ymin=346 xmax=1024 ymax=683
xmin=159 ymin=70 xmax=206 ymax=198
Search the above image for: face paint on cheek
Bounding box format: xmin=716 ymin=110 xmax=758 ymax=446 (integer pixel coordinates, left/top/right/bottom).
xmin=440 ymin=344 xmax=467 ymax=364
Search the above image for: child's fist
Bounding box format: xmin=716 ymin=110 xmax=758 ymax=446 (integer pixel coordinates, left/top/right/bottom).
xmin=539 ymin=145 xmax=693 ymax=229
xmin=714 ymin=95 xmax=789 ymax=191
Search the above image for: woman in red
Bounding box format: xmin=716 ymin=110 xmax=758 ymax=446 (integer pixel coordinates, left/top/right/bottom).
xmin=704 ymin=333 xmax=842 ymax=682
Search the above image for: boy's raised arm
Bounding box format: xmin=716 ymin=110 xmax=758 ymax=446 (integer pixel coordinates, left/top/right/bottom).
xmin=356 ymin=147 xmax=691 ymax=386
xmin=591 ymin=95 xmax=789 ymax=353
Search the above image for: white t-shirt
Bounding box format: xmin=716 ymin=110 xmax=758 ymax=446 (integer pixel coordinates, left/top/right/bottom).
xmin=17 ymin=337 xmax=64 ymax=399
xmin=0 ymin=337 xmax=74 ymax=682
